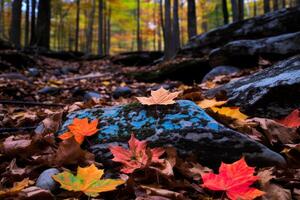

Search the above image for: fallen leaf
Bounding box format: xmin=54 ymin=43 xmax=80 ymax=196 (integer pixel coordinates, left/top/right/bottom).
xmin=54 ymin=137 xmax=95 ymax=166
xmin=52 ymin=164 xmax=125 ymax=197
xmin=140 ymin=185 xmax=184 ymax=200
xmin=201 ymin=157 xmax=264 ymax=200
xmin=59 ymin=117 xmax=99 ymax=144
xmin=109 ymin=134 xmax=165 ymax=174
xmin=197 ymin=98 xmax=227 ymax=109
xmin=248 ymin=118 xmax=300 ymax=145
xmin=276 ymin=109 xmax=300 ymax=128
xmin=261 ymin=184 xmax=291 ymax=200
xmin=136 ymin=87 xmax=180 ymax=105
xmin=210 ymin=106 xmax=248 ymax=121
xmin=0 ymin=178 xmax=34 ymax=197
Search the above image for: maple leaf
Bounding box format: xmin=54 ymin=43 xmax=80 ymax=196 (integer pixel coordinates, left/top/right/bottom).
xmin=201 ymin=157 xmax=265 ymax=200
xmin=136 ymin=87 xmax=180 ymax=105
xmin=276 ymin=109 xmax=300 ymax=128
xmin=59 ymin=118 xmax=99 ymax=144
xmin=210 ymin=106 xmax=248 ymax=121
xmin=52 ymin=164 xmax=125 ymax=197
xmin=109 ymin=134 xmax=165 ymax=174
xmin=197 ymin=98 xmax=227 ymax=109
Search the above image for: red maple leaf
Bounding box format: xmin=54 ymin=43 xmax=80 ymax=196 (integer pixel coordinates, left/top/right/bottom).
xmin=59 ymin=118 xmax=99 ymax=144
xmin=109 ymin=134 xmax=165 ymax=174
xmin=201 ymin=157 xmax=265 ymax=200
xmin=276 ymin=109 xmax=300 ymax=128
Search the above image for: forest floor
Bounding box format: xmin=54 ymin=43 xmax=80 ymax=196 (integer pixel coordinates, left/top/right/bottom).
xmin=0 ymin=55 xmax=299 ymax=200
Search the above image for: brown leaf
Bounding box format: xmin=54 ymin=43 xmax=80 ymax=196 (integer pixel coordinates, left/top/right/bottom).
xmin=261 ymin=184 xmax=291 ymax=200
xmin=35 ymin=112 xmax=63 ymax=135
xmin=136 ymin=87 xmax=180 ymax=105
xmin=249 ymin=118 xmax=300 ymax=145
xmin=54 ymin=137 xmax=95 ymax=167
xmin=140 ymin=185 xmax=185 ymax=200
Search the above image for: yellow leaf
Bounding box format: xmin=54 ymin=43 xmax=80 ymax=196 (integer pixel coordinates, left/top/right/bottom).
xmin=136 ymin=87 xmax=181 ymax=106
xmin=198 ymin=98 xmax=227 ymax=109
xmin=102 ymin=81 xmax=110 ymax=86
xmin=0 ymin=178 xmax=34 ymax=197
xmin=52 ymin=164 xmax=125 ymax=197
xmin=210 ymin=107 xmax=248 ymax=121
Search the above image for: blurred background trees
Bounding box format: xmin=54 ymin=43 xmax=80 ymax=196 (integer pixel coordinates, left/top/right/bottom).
xmin=0 ymin=0 xmax=299 ymax=55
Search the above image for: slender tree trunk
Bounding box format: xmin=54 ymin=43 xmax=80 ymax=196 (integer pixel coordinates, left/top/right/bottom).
xmin=98 ymin=0 xmax=103 ymax=55
xmin=231 ymin=0 xmax=239 ymax=22
xmin=264 ymin=0 xmax=270 ymax=13
xmin=273 ymin=0 xmax=279 ymax=10
xmin=85 ymin=0 xmax=96 ymax=54
xmin=137 ymin=0 xmax=142 ymax=51
xmin=75 ymin=0 xmax=80 ymax=52
xmin=24 ymin=0 xmax=30 ymax=46
xmin=238 ymin=0 xmax=244 ymax=21
xmin=0 ymin=0 xmax=5 ymax=38
xmin=106 ymin=5 xmax=111 ymax=55
xmin=30 ymin=0 xmax=36 ymax=46
xmin=164 ymin=0 xmax=172 ymax=60
xmin=10 ymin=0 xmax=22 ymax=48
xmin=282 ymin=0 xmax=286 ymax=7
xmin=159 ymin=0 xmax=165 ymax=49
xmin=187 ymin=0 xmax=197 ymax=40
xmin=36 ymin=0 xmax=51 ymax=49
xmin=222 ymin=0 xmax=229 ymax=24
xmin=253 ymin=0 xmax=257 ymax=16
xmin=172 ymin=0 xmax=180 ymax=54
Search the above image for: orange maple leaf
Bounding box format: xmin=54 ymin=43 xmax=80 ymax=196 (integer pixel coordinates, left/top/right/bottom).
xmin=59 ymin=118 xmax=99 ymax=144
xmin=109 ymin=134 xmax=165 ymax=174
xmin=201 ymin=157 xmax=265 ymax=200
xmin=136 ymin=87 xmax=180 ymax=105
xmin=276 ymin=109 xmax=300 ymax=128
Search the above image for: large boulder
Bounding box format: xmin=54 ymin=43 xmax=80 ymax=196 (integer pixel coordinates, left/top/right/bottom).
xmin=181 ymin=7 xmax=300 ymax=56
xmin=59 ymin=100 xmax=285 ymax=168
xmin=206 ymin=55 xmax=300 ymax=118
xmin=209 ymin=32 xmax=300 ymax=67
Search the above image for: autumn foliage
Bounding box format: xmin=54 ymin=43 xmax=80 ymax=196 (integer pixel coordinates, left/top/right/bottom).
xmin=59 ymin=118 xmax=99 ymax=144
xmin=201 ymin=158 xmax=265 ymax=200
xmin=52 ymin=164 xmax=124 ymax=197
xmin=109 ymin=134 xmax=165 ymax=174
xmin=136 ymin=87 xmax=180 ymax=105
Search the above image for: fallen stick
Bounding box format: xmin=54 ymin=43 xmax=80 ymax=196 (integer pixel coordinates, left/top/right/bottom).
xmin=0 ymin=100 xmax=65 ymax=107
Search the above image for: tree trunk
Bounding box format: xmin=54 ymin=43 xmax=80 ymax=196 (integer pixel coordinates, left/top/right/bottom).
xmin=282 ymin=0 xmax=286 ymax=7
xmin=137 ymin=0 xmax=142 ymax=51
xmin=238 ymin=0 xmax=244 ymax=21
xmin=222 ymin=0 xmax=229 ymax=24
xmin=231 ymin=0 xmax=239 ymax=22
xmin=253 ymin=0 xmax=257 ymax=16
xmin=24 ymin=0 xmax=30 ymax=46
xmin=85 ymin=0 xmax=96 ymax=54
xmin=36 ymin=0 xmax=51 ymax=49
xmin=164 ymin=0 xmax=172 ymax=60
xmin=30 ymin=0 xmax=36 ymax=46
xmin=159 ymin=0 xmax=165 ymax=49
xmin=172 ymin=0 xmax=180 ymax=54
xmin=106 ymin=5 xmax=111 ymax=55
xmin=273 ymin=0 xmax=279 ymax=10
xmin=98 ymin=0 xmax=103 ymax=55
xmin=187 ymin=0 xmax=197 ymax=40
xmin=75 ymin=0 xmax=80 ymax=52
xmin=0 ymin=0 xmax=5 ymax=38
xmin=264 ymin=0 xmax=270 ymax=13
xmin=10 ymin=0 xmax=22 ymax=48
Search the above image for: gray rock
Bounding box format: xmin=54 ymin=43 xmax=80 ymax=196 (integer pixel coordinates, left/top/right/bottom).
xmin=206 ymin=55 xmax=300 ymax=118
xmin=36 ymin=168 xmax=60 ymax=191
xmin=59 ymin=100 xmax=286 ymax=168
xmin=38 ymin=86 xmax=61 ymax=95
xmin=202 ymin=66 xmax=240 ymax=82
xmin=84 ymin=91 xmax=102 ymax=102
xmin=209 ymin=32 xmax=300 ymax=67
xmin=28 ymin=68 xmax=40 ymax=77
xmin=60 ymin=66 xmax=79 ymax=74
xmin=113 ymin=86 xmax=132 ymax=98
